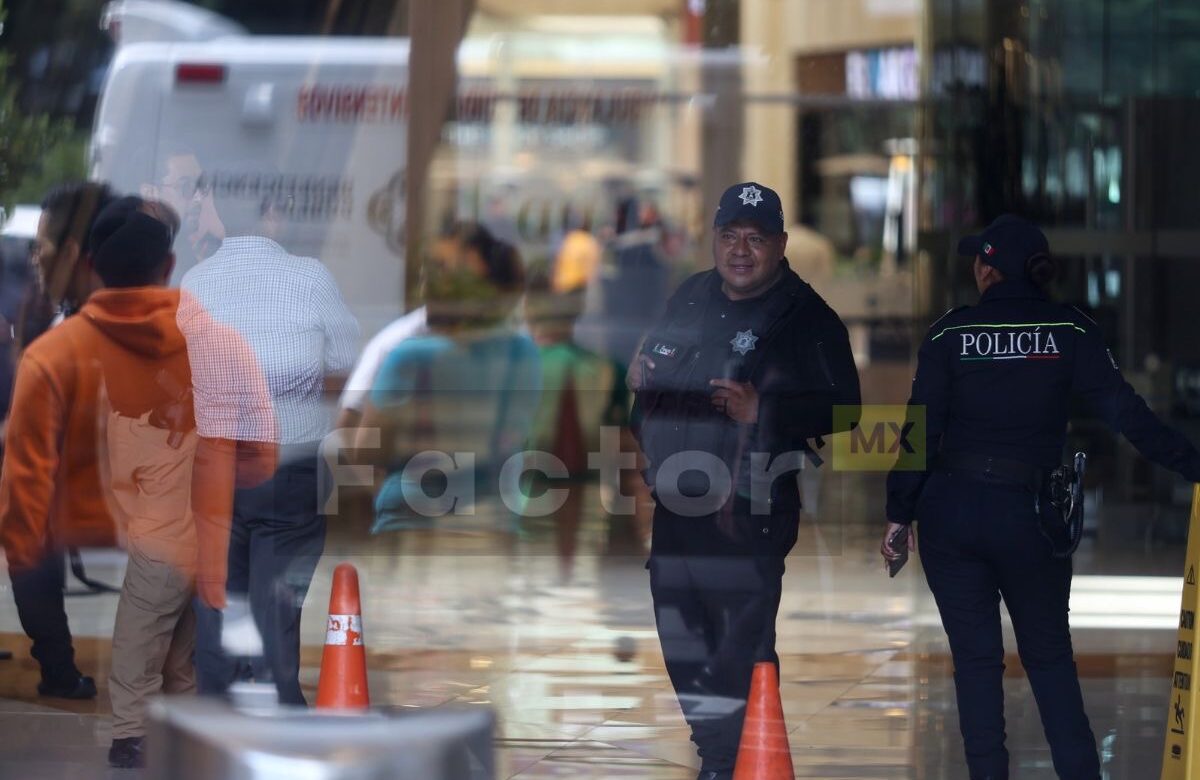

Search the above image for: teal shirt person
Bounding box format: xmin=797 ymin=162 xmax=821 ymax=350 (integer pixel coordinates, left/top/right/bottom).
xmin=368 ymin=328 xmax=542 ymax=531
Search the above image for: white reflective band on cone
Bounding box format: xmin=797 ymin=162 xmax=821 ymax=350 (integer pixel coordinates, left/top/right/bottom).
xmin=325 ymin=614 xmax=364 ymax=646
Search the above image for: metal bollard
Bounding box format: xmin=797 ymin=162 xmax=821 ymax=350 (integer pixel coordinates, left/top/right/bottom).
xmin=145 ymin=693 xmax=495 ymax=780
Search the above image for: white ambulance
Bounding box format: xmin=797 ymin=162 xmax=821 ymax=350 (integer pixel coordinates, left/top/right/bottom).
xmin=90 ymin=0 xmax=707 ymax=338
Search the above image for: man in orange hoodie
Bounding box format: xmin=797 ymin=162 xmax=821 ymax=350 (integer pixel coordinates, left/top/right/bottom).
xmin=0 ymin=196 xmax=196 ymax=769
xmin=94 ymin=198 xmax=203 ymax=768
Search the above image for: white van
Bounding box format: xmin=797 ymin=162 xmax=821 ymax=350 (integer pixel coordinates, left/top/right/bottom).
xmin=90 ymin=1 xmax=707 ymax=339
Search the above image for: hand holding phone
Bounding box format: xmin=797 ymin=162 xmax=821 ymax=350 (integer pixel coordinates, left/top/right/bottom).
xmin=881 ymin=522 xmax=912 ymax=577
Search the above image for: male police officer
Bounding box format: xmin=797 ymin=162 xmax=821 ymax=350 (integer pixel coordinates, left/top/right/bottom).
xmin=884 ymin=214 xmax=1200 ymax=779
xmin=628 ymin=182 xmax=860 ymax=779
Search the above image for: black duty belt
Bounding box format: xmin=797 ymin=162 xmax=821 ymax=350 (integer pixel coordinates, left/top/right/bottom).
xmin=936 ymin=452 xmax=1046 ymax=492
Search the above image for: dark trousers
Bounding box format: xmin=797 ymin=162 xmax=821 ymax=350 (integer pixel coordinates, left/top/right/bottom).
xmin=10 ymin=548 xmax=77 ymax=684
xmin=918 ymin=471 xmax=1099 ymax=780
xmin=194 ymin=453 xmax=325 ymax=706
xmin=648 ymin=503 xmax=793 ymax=772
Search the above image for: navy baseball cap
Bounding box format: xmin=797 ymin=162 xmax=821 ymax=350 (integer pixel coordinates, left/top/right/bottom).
xmin=713 ymin=181 xmax=785 ymax=235
xmin=957 ymin=214 xmax=1050 ymax=278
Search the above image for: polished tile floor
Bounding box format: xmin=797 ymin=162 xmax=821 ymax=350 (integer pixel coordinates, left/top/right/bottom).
xmin=0 ymin=477 xmax=1188 ymax=779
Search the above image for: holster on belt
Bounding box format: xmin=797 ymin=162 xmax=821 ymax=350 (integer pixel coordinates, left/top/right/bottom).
xmin=937 ymin=450 xmax=1086 ymax=557
xmin=1044 ymin=451 xmax=1087 ymax=558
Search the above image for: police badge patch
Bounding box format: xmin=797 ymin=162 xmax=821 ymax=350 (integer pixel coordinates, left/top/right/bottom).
xmin=730 ymin=330 xmax=758 ymax=355
xmin=738 ymin=185 xmax=763 ymax=206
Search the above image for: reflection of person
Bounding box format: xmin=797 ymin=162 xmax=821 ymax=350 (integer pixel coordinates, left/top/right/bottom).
xmin=82 ymin=197 xmax=197 ymax=769
xmin=628 ymin=182 xmax=860 ymax=780
xmin=0 ymin=181 xmax=116 ymax=701
xmin=481 ymin=189 xmax=521 ymax=248
xmin=575 ymin=195 xmax=670 ymax=420
xmin=551 ymin=210 xmax=602 ymax=296
xmin=142 ymin=149 xmax=224 ymax=278
xmin=17 ymin=183 xmax=118 ymax=345
xmin=177 ymin=168 xmax=358 ymax=705
xmin=336 ymin=305 xmax=427 ymax=433
xmin=525 ymin=254 xmax=615 ymax=475
xmin=356 ymin=224 xmax=539 ymax=531
xmin=883 ymin=215 xmax=1200 ymax=780
xmin=573 ymin=196 xmax=672 ymax=547
xmin=525 ymin=268 xmax=615 ymax=581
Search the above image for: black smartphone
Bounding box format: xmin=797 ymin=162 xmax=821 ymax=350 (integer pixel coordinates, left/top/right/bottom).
xmin=887 ymin=526 xmax=910 ymax=577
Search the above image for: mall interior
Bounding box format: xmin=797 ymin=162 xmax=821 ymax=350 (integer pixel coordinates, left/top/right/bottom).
xmin=0 ymin=0 xmax=1198 ymax=777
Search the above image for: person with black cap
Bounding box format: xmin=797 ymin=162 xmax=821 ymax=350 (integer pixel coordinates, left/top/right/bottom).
xmin=628 ymin=182 xmax=860 ymax=779
xmin=882 ymin=214 xmax=1200 ymax=779
xmin=90 ymin=197 xmax=201 ymax=768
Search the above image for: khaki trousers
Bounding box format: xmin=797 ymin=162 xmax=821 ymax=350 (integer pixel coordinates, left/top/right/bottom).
xmin=110 ymin=546 xmax=196 ymax=738
xmin=106 ymin=414 xmax=199 ymax=739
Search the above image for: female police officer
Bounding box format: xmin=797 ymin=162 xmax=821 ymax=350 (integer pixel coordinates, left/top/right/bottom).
xmin=882 ymin=214 xmax=1200 ymax=780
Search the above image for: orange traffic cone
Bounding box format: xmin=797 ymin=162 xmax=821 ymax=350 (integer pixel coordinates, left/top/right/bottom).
xmin=733 ymin=662 xmax=795 ymax=780
xmin=315 ymin=563 xmax=370 ymax=710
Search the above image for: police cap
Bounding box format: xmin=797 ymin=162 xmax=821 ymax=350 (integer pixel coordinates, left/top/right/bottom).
xmin=713 ymin=181 xmax=785 ymax=235
xmin=958 ymin=214 xmax=1050 ymax=279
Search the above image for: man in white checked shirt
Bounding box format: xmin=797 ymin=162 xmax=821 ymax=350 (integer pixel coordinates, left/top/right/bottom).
xmin=176 ymin=165 xmax=359 ymax=706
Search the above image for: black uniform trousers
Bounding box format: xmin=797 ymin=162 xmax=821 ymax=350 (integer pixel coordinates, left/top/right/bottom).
xmin=194 ymin=448 xmax=325 ymax=706
xmin=648 ymin=501 xmax=796 ymax=773
xmin=917 ymin=470 xmax=1099 ymax=780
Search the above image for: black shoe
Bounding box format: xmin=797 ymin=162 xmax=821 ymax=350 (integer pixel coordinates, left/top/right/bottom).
xmin=37 ymin=674 xmax=97 ymax=700
xmin=696 ymin=771 xmax=734 ymax=780
xmin=108 ymin=737 xmax=145 ymax=769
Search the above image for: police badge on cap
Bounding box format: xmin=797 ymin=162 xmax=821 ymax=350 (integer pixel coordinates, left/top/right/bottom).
xmin=714 ymin=181 xmax=785 ymax=235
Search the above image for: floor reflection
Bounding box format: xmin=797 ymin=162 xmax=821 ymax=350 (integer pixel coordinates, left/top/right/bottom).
xmin=0 ymin=480 xmax=1184 ymax=779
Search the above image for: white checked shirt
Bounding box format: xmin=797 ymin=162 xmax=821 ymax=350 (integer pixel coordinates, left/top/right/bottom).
xmin=178 ymin=236 xmax=360 ymax=444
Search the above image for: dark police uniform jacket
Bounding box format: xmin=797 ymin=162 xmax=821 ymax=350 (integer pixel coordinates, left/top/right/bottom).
xmin=633 ymin=261 xmax=860 ymax=527
xmin=887 ymin=277 xmax=1200 ymax=524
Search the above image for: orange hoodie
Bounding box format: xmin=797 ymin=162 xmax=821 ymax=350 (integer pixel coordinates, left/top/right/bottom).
xmin=0 ymin=288 xmax=192 ymax=571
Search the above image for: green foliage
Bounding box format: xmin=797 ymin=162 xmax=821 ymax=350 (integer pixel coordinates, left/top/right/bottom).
xmin=5 ymin=132 xmax=88 ymax=209
xmin=0 ymin=0 xmax=77 ymax=210
xmin=425 ymin=265 xmax=502 ymax=304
